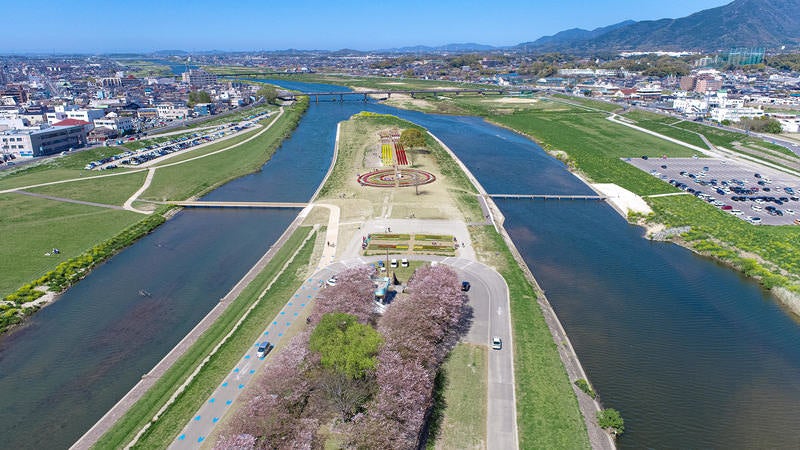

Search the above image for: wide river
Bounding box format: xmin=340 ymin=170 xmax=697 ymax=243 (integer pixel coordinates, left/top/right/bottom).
xmin=1 ymin=81 xmax=799 ymax=449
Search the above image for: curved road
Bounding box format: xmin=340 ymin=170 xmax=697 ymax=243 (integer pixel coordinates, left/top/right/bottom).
xmin=169 ymin=255 xmax=517 ymax=449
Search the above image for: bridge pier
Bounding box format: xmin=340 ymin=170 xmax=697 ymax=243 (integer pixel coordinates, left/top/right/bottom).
xmin=314 ymin=94 xmax=319 ymax=103
xmin=339 ymin=94 xmax=343 ymax=102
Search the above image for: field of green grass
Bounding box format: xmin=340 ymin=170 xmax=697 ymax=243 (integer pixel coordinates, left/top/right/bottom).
xmin=426 ymin=343 xmax=488 ymax=449
xmin=0 ymin=194 xmax=141 ymax=297
xmin=622 ymin=110 xmax=710 ymax=149
xmin=25 ymin=170 xmax=147 ymax=205
xmin=551 ymin=94 xmax=623 ymax=113
xmin=93 ymin=226 xmax=316 ymax=449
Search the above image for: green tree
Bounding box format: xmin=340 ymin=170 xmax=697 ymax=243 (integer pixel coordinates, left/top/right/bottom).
xmin=257 ymin=85 xmax=278 ymax=105
xmin=187 ymin=90 xmax=211 ymax=107
xmin=764 ymin=118 xmax=783 ymax=134
xmin=597 ymin=408 xmax=625 ymax=436
xmin=399 ymin=128 xmax=426 ymax=149
xmin=309 ymin=312 xmax=383 ymax=379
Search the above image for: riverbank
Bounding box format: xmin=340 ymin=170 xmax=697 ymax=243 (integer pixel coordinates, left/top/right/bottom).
xmin=0 ymin=99 xmax=308 ymax=337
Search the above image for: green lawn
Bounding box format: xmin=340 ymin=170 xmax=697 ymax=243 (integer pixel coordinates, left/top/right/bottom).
xmin=25 ymin=170 xmax=147 ymax=205
xmin=621 ymin=110 xmax=710 ymax=149
xmin=0 ymin=193 xmax=142 ymax=297
xmin=551 ymin=94 xmax=623 ymax=113
xmin=0 ymin=148 xmax=138 ymax=191
xmin=671 ymin=119 xmax=795 ymax=157
xmin=427 ymin=343 xmax=488 ymax=449
xmin=93 ymin=226 xmax=316 ymax=449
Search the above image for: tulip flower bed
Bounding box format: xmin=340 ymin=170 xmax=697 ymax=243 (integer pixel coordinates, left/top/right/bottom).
xmin=357 ymin=168 xmax=435 ymax=188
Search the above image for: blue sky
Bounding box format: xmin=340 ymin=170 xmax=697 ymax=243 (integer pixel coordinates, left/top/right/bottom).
xmin=2 ymin=0 xmax=732 ymax=53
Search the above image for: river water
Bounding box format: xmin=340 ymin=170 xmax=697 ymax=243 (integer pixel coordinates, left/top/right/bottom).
xmin=0 ymin=80 xmax=799 ymax=449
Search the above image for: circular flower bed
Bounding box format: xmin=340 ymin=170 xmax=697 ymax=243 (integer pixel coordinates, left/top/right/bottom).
xmin=357 ymin=168 xmax=436 ymax=187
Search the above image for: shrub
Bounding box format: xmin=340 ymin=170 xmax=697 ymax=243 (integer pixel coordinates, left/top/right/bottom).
xmin=597 ymin=408 xmax=624 ymax=436
xmin=574 ymin=379 xmax=596 ymax=399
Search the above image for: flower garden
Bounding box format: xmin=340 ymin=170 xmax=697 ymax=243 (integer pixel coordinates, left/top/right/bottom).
xmin=363 ymin=233 xmax=458 ymax=256
xmin=357 ymin=168 xmax=436 ymax=188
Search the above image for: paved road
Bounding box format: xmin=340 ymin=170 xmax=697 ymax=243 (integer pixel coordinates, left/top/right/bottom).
xmin=171 ymin=255 xmax=517 ymax=449
xmin=170 ymin=266 xmax=336 ymax=448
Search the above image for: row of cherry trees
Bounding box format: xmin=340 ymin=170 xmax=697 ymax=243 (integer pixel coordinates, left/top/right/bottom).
xmin=215 ymin=264 xmax=469 ymax=449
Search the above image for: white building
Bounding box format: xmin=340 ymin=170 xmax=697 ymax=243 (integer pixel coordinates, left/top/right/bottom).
xmin=94 ymin=113 xmax=134 ymax=132
xmin=710 ymin=106 xmax=764 ymax=123
xmin=772 ymin=114 xmax=800 ymax=133
xmin=53 ymin=107 xmax=105 ymax=123
xmin=156 ymin=103 xmax=190 ymax=120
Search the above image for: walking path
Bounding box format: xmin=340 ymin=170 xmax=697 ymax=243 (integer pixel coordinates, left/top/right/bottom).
xmin=123 ymin=168 xmax=155 ymax=214
xmin=607 ymin=114 xmax=722 ymax=158
xmin=13 ymin=190 xmax=127 ymax=211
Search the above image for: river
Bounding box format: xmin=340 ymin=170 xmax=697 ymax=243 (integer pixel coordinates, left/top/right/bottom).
xmin=0 ymin=80 xmax=799 ymax=449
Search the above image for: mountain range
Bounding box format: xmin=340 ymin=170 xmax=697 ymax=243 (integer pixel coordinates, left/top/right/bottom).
xmin=520 ymin=0 xmax=800 ymax=52
xmin=376 ymin=0 xmax=799 ymax=54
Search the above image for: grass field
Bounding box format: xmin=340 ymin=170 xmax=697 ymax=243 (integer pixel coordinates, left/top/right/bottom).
xmin=92 ymin=226 xmax=316 ymax=449
xmin=0 ymin=99 xmax=307 ymax=325
xmin=551 ymin=94 xmax=623 ymax=113
xmin=0 ymin=194 xmax=142 ymax=297
xmin=621 ymin=110 xmax=710 ymax=149
xmin=25 ymin=170 xmax=148 ymax=205
xmin=427 ymin=343 xmax=488 ymax=449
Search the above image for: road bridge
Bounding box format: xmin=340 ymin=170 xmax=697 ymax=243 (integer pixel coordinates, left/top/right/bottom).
xmin=276 ymin=88 xmax=511 ymax=102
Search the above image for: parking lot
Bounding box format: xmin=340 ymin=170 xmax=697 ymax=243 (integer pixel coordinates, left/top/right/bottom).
xmin=627 ymin=156 xmax=800 ymax=226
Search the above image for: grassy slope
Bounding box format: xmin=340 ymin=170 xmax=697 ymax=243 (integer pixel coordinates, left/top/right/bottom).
xmin=495 ymin=109 xmax=694 ymax=195
xmin=0 ymin=193 xmax=141 ymax=296
xmin=93 ymin=227 xmax=315 ymax=449
xmin=142 ymin=101 xmax=306 ymax=201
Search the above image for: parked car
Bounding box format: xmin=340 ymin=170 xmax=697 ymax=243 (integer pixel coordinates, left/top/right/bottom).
xmin=400 ymin=258 xmax=409 ymax=267
xmin=461 ymin=281 xmax=471 ymax=292
xmin=390 ymin=258 xmax=398 ymax=268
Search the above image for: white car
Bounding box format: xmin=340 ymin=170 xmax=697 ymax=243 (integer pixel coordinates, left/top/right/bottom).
xmin=400 ymin=258 xmax=409 ymax=267
xmin=787 ymin=209 xmax=795 ymax=215
xmin=390 ymin=258 xmax=398 ymax=268
xmin=326 ymin=276 xmax=337 ymax=286
xmin=491 ymin=336 xmax=503 ymax=350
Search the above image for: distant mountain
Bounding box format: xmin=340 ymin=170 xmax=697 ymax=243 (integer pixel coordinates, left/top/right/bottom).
xmin=382 ymin=43 xmax=499 ymax=53
xmin=518 ymin=0 xmax=800 ymax=52
xmin=519 ymin=21 xmax=636 ymax=51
